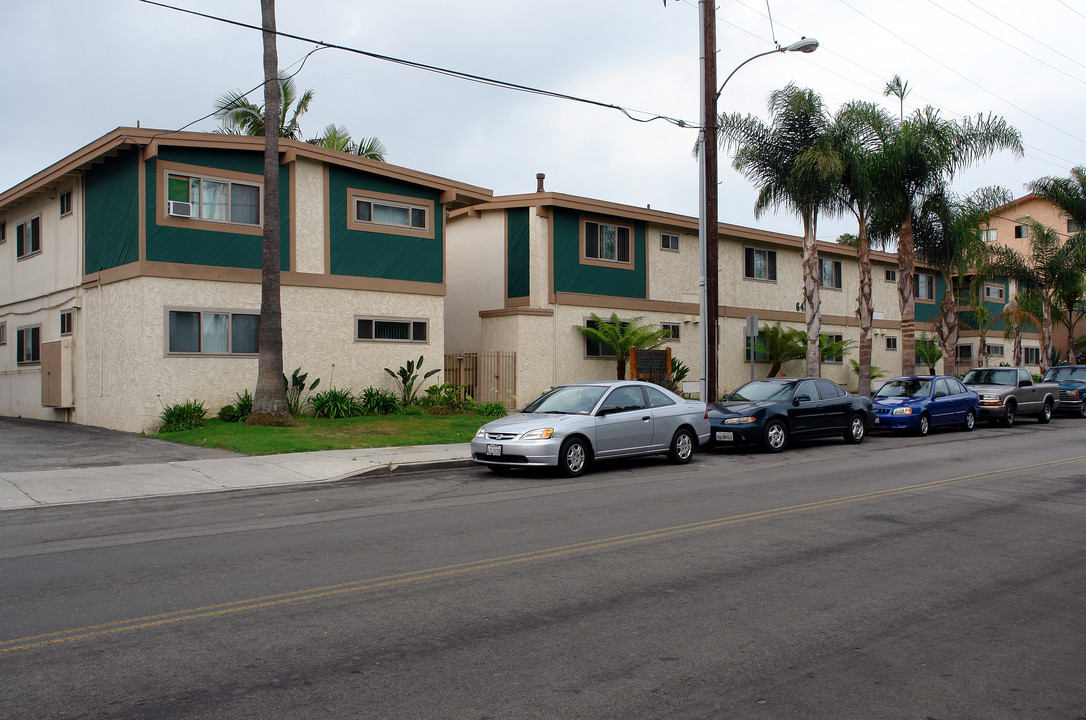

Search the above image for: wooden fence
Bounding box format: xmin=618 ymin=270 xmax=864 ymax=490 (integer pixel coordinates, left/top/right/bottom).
xmin=444 ymin=351 xmax=517 ymax=406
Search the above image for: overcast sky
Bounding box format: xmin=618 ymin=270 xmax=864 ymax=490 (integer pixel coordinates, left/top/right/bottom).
xmin=2 ymin=0 xmax=1083 ymax=242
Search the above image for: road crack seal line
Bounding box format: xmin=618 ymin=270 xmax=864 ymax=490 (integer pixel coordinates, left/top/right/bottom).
xmin=4 ymin=454 xmax=1084 ymax=655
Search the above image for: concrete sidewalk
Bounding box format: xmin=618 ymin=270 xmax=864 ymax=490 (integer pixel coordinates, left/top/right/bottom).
xmin=0 ymin=443 xmax=475 ymax=511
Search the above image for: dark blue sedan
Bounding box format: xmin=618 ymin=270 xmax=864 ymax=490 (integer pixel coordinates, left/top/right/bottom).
xmin=1042 ymin=365 xmax=1086 ymax=417
xmin=708 ymin=377 xmax=872 ymax=453
xmin=871 ymin=375 xmax=979 ymax=436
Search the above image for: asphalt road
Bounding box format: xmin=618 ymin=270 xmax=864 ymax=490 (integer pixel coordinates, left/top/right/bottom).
xmin=2 ymin=420 xmax=1085 ymax=719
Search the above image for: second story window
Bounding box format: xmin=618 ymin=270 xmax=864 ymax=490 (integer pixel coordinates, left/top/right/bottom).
xmin=354 ymin=198 xmax=428 ymax=231
xmin=59 ymin=190 xmax=73 ymax=217
xmin=584 ymin=221 xmax=631 ymax=264
xmin=913 ymin=272 xmax=935 ymax=301
xmin=819 ymin=258 xmax=842 ymax=289
xmin=980 ymin=228 xmax=997 ymax=243
xmin=660 ymin=233 xmax=679 ymax=252
xmin=744 ymin=247 xmax=777 ymax=281
xmin=1014 ymin=224 xmax=1028 ymax=239
xmin=166 ymin=172 xmax=261 ymax=227
xmin=60 ymin=310 xmax=73 ymax=336
xmin=885 ymin=268 xmax=897 ymax=283
xmin=984 ymin=283 xmax=1005 ymax=301
xmin=16 ymin=216 xmax=42 ymax=260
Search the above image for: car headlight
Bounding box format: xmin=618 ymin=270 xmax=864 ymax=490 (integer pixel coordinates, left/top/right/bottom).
xmin=980 ymin=394 xmax=1000 ymax=403
xmin=475 ymin=427 xmax=487 ymax=438
xmin=1067 ymin=390 xmax=1080 ymax=398
xmin=891 ymin=407 xmax=912 ymax=415
xmin=520 ymin=428 xmax=554 ymax=440
xmin=723 ymin=416 xmax=756 ymax=425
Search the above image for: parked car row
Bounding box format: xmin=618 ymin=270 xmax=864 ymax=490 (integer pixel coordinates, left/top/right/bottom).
xmin=470 ymin=366 xmax=1086 ymax=477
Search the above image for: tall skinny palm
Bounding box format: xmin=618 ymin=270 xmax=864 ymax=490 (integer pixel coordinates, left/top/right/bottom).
xmin=989 ymin=220 xmax=1086 ymax=372
xmin=871 ymin=105 xmax=1022 ymax=375
xmin=721 ymin=84 xmax=843 ymax=377
xmin=914 ymin=186 xmax=1011 ymax=376
xmin=835 ymin=100 xmax=893 ymax=394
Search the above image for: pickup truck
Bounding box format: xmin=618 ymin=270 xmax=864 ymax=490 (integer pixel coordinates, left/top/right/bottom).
xmin=961 ymin=367 xmax=1060 ymax=427
xmin=1041 ymin=365 xmax=1086 ymax=418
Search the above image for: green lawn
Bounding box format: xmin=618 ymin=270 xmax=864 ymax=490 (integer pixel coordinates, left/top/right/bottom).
xmin=152 ymin=414 xmax=491 ymax=456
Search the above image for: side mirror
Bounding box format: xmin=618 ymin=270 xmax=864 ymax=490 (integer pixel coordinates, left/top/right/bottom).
xmin=934 ymin=391 xmax=947 ymax=398
xmin=597 ymin=405 xmax=618 ymax=416
xmin=793 ymin=394 xmax=811 ymax=405
xmin=719 ymin=393 xmax=730 ymax=402
xmin=1019 ymin=379 xmax=1032 ymax=388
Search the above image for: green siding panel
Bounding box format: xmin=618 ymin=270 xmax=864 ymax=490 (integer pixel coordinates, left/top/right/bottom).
xmin=507 ymin=208 xmax=530 ymax=299
xmin=145 ymin=153 xmax=290 ymax=271
xmin=553 ymin=208 xmax=646 ymax=299
xmin=327 ymin=166 xmax=443 ymax=283
xmin=84 ymin=148 xmax=139 ymax=273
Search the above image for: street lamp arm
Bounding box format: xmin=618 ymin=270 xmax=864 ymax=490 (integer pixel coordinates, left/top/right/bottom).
xmin=715 ymin=37 xmax=819 ymax=101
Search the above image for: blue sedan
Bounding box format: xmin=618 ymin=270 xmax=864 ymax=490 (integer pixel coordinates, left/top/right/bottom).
xmin=871 ymin=376 xmax=979 ymax=436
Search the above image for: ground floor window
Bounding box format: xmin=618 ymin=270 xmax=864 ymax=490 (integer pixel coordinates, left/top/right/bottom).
xmin=986 ymin=343 xmax=1006 ymax=358
xmin=167 ymin=309 xmax=259 ymax=355
xmin=885 ymin=335 xmax=898 ymax=351
xmin=956 ymin=344 xmax=973 ymax=362
xmin=661 ymin=322 xmax=681 ymax=341
xmin=356 ymin=316 xmax=429 ymax=343
xmin=1022 ymin=346 xmax=1041 ymax=365
xmin=822 ymin=333 xmax=845 ymax=363
xmin=17 ymin=325 xmax=41 ymax=365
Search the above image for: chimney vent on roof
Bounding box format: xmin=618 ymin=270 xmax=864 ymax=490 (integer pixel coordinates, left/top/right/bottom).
xmin=536 ymin=173 xmax=545 ymax=193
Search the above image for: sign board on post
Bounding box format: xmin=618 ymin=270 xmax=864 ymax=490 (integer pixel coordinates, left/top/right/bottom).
xmin=629 ymin=347 xmax=672 ymax=387
xmin=745 ymin=315 xmax=759 ymax=383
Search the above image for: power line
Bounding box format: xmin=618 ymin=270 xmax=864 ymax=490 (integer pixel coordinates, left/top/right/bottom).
xmin=963 ymin=0 xmax=1086 ymax=74
xmin=138 ymin=0 xmax=696 ymax=131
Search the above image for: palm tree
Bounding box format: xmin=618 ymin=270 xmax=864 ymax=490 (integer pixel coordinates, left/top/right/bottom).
xmin=573 ymin=313 xmax=672 ymax=380
xmin=246 ymin=0 xmax=295 ymax=426
xmin=1027 ymin=167 xmax=1086 ymax=237
xmin=871 ymin=104 xmax=1022 ymax=375
xmin=988 ymin=220 xmax=1086 ymax=372
xmin=308 ymin=124 xmax=389 ymax=162
xmin=915 ymin=332 xmax=943 ymax=374
xmin=999 ymin=294 xmax=1042 ymax=366
xmin=913 ymin=186 xmax=1011 ymax=376
xmin=834 ymin=100 xmax=894 ymax=395
xmin=721 ymin=84 xmax=844 ymax=377
xmin=752 ymin=321 xmax=806 ymax=377
xmin=214 ymin=72 xmax=315 ymax=139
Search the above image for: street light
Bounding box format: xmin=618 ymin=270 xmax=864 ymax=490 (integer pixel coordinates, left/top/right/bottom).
xmin=697 ymin=5 xmax=818 ymax=403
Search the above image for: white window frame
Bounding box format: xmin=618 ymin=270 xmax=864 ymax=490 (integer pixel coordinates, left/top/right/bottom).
xmin=59 ymin=189 xmax=73 ymax=218
xmin=819 ymin=258 xmax=843 ymax=290
xmin=984 ymin=283 xmax=1005 ymax=301
xmin=744 ymin=246 xmax=777 ymax=282
xmin=662 ymin=322 xmax=681 ymax=341
xmin=914 ymin=272 xmax=935 ymax=301
xmin=979 ymin=228 xmax=997 ymax=243
xmin=660 ymin=233 xmax=680 ymax=252
xmin=583 ymin=220 xmax=632 ymax=266
xmin=1014 ymin=224 xmax=1028 ymax=239
xmin=163 ymin=165 xmax=264 ymax=230
xmin=985 ymin=343 xmax=1005 ymax=358
xmin=353 ymin=197 xmax=429 ymax=232
xmin=355 ymin=316 xmax=429 ymax=344
xmin=60 ymin=310 xmax=73 ymax=337
xmin=165 ymin=308 xmax=260 ymax=356
xmin=17 ymin=324 xmax=41 ymax=365
xmin=16 ymin=215 xmax=42 ymax=260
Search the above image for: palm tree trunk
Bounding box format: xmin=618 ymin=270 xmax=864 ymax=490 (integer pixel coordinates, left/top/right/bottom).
xmin=1041 ymin=296 xmax=1053 ymax=373
xmin=247 ymin=0 xmax=295 ymax=427
xmin=802 ymin=209 xmax=822 ymax=378
xmin=897 ymin=217 xmax=917 ymax=376
xmin=856 ymin=222 xmax=874 ymax=395
xmin=938 ymin=286 xmax=959 ymax=377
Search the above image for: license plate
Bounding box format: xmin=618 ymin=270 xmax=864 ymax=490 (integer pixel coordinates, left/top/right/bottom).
xmin=486 ymin=444 xmax=503 ymax=456
xmin=715 ymin=431 xmax=733 ymax=441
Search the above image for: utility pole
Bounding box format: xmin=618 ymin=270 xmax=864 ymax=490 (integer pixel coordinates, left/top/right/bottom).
xmin=699 ymin=0 xmax=720 ymax=403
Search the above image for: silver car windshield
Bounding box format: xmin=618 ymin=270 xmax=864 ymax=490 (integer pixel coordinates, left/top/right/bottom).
xmin=729 ymin=382 xmax=793 ymax=403
xmin=875 ymin=379 xmax=932 ymax=398
xmin=524 ymin=386 xmax=608 ymax=415
xmin=963 ymin=368 xmax=1017 ymax=386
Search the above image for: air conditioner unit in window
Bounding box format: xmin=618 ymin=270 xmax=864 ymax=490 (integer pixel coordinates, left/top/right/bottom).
xmin=168 ymin=201 xmax=193 ymax=217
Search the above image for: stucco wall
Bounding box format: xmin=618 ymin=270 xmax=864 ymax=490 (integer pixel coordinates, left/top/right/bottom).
xmin=293 ymin=157 xmax=326 ymax=275
xmin=445 ymin=210 xmax=506 ymax=351
xmin=78 ymin=277 xmax=445 ymax=433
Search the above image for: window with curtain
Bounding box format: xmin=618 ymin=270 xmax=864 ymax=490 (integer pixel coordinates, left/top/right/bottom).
xmin=168 ymin=310 xmax=259 ymax=355
xmin=166 ymin=172 xmax=261 ymax=227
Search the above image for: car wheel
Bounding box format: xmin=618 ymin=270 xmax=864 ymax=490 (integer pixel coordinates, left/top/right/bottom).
xmin=762 ymin=420 xmax=788 ymax=453
xmin=558 ymin=437 xmax=589 ymax=477
xmin=915 ymin=413 xmax=930 ymax=437
xmin=844 ymin=413 xmax=866 ymax=444
xmin=961 ymin=409 xmax=976 ymax=432
xmin=1001 ymin=401 xmax=1016 ymax=428
xmin=1037 ymin=398 xmax=1053 ymax=424
xmin=1079 ymin=400 xmax=1086 ymax=419
xmin=667 ymin=427 xmax=696 ymax=464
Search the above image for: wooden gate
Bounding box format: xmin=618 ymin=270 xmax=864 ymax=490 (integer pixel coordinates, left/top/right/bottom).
xmin=445 ymin=351 xmax=517 ymax=406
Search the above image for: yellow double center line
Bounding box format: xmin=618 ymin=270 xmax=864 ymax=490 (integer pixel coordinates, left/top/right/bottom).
xmin=4 ymin=455 xmax=1083 ymax=655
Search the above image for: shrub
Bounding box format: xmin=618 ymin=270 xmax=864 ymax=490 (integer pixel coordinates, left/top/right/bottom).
xmin=218 ymin=389 xmax=254 ymax=423
xmin=283 ymin=368 xmax=320 ymax=416
xmin=359 ymin=386 xmax=400 ymax=415
xmin=385 ymin=356 xmax=440 ymax=406
xmin=475 ymin=401 xmax=508 ymax=417
xmin=161 ymin=399 xmax=207 ymax=433
xmin=311 ymin=387 xmax=362 ymax=419
xmin=420 ymin=382 xmax=475 ymax=414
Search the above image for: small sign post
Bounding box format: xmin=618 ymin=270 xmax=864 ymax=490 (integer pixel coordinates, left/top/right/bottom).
xmin=745 ymin=315 xmax=759 ymax=383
